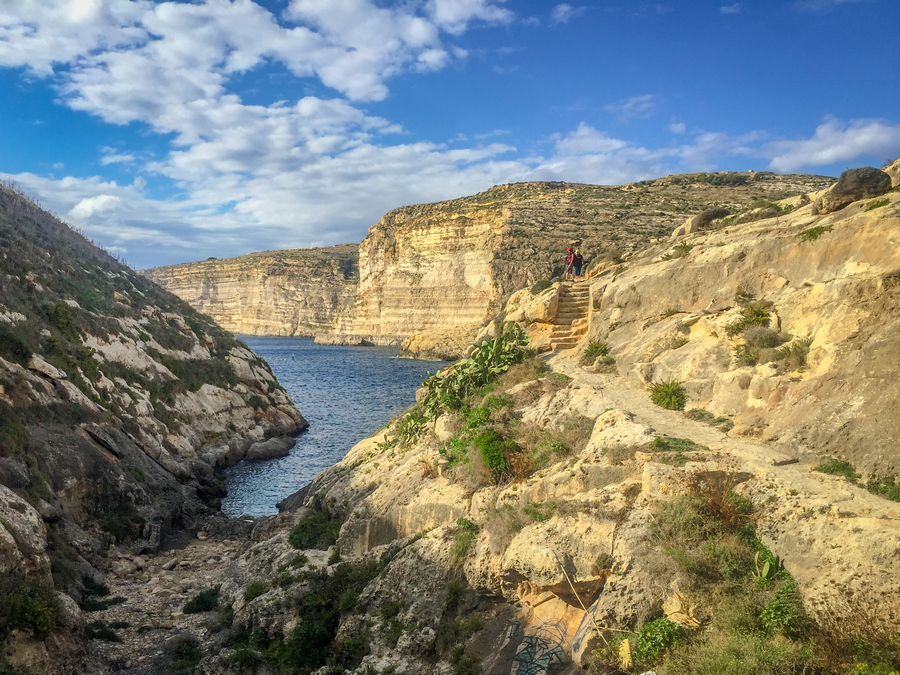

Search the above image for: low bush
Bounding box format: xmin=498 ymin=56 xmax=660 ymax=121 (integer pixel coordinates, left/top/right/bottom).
xmin=726 ymin=304 xmax=771 ymax=336
xmin=184 ymin=587 xmax=220 ymax=613
xmin=450 ymin=518 xmax=479 ymax=567
xmin=522 ymin=501 xmax=557 ymax=522
xmin=799 ymin=225 xmax=833 ymax=242
xmin=866 ymin=197 xmax=890 ymax=211
xmin=633 ymin=617 xmax=686 ymax=663
xmin=866 ymin=475 xmax=900 ymax=502
xmin=288 ymin=510 xmax=344 ymax=550
xmin=0 ymin=575 xmax=61 ymax=640
xmin=743 ymin=326 xmax=781 ymax=348
xmin=649 ymin=379 xmax=687 ymax=410
xmin=473 ymin=430 xmax=516 ymax=483
xmin=0 ymin=325 xmax=32 ymax=366
xmin=530 ymin=279 xmax=553 ymax=295
xmin=773 ymin=337 xmax=812 ymax=370
xmin=814 ymin=459 xmax=860 ymax=482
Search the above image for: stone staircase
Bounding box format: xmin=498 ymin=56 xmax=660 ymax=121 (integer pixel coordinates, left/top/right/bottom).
xmin=550 ymin=282 xmax=590 ymax=351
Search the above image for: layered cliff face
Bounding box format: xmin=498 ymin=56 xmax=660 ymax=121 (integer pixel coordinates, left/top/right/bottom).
xmin=142 ymin=244 xmax=358 ymax=337
xmin=0 ymin=185 xmax=305 ymax=674
xmin=139 ymin=168 xmax=900 ymax=675
xmin=144 ymin=173 xmax=835 ymax=352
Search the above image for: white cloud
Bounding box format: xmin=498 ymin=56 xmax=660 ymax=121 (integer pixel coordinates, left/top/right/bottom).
xmin=427 ymin=0 xmax=513 ymax=34
xmin=669 ymin=122 xmax=686 ymax=134
xmin=604 ymin=94 xmax=657 ymax=122
xmin=765 ymin=116 xmax=900 ymax=172
xmin=720 ymin=3 xmax=743 ymax=14
xmin=69 ymin=194 xmax=121 ymax=219
xmin=100 ymin=150 xmax=135 ymax=165
xmin=550 ymin=4 xmax=586 ymax=24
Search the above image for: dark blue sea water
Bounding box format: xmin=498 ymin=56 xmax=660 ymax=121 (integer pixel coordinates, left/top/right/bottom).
xmin=221 ymin=337 xmax=447 ymax=517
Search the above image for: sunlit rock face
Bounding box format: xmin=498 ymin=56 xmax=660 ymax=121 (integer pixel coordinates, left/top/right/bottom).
xmin=145 ymin=174 xmax=835 ymax=353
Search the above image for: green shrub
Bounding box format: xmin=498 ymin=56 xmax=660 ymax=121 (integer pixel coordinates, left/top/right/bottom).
xmin=160 ymin=356 xmax=238 ymax=392
xmin=414 ymin=323 xmax=532 ymax=433
xmin=583 ymin=340 xmax=611 ymax=362
xmin=633 ymin=617 xmax=685 ymax=663
xmin=743 ymin=326 xmax=781 ymax=348
xmin=733 ymin=344 xmax=760 ymax=367
xmin=773 ymin=337 xmax=812 ymax=370
xmin=243 ymin=581 xmax=268 ymax=602
xmin=473 ymin=430 xmax=514 ymax=481
xmin=799 ymin=225 xmax=832 ymax=242
xmin=651 ymin=436 xmax=704 ymax=454
xmin=665 ymin=630 xmax=814 ymax=675
xmin=866 ymin=198 xmax=891 ymax=211
xmin=760 ymin=580 xmax=807 ymax=638
xmin=662 ymin=241 xmax=695 ymax=260
xmin=169 ymin=634 xmax=203 ymax=674
xmin=867 ymin=475 xmax=900 ymax=502
xmin=451 ymin=518 xmax=479 ymax=567
xmin=814 ymin=459 xmax=860 ymax=482
xmin=0 ymin=576 xmax=60 ymax=640
xmin=0 ymin=325 xmax=32 ymax=366
xmin=649 ymin=379 xmax=687 ymax=410
xmin=0 ymin=400 xmax=28 ymax=457
xmin=329 ymin=632 xmax=369 ymax=670
xmin=726 ymin=304 xmax=771 ymax=336
xmin=288 ymin=511 xmax=343 ymax=550
xmin=84 ymin=620 xmax=120 ymax=642
xmin=522 ymin=501 xmax=556 ymax=522
xmin=183 ymin=587 xmax=219 ymax=614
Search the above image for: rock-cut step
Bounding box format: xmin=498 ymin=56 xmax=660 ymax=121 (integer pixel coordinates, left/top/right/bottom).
xmin=550 ymin=282 xmax=590 ymax=351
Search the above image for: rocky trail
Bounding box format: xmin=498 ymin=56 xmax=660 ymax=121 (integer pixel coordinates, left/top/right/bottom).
xmin=83 ymin=534 xmax=250 ymax=674
xmin=549 ymin=351 xmax=900 ymax=621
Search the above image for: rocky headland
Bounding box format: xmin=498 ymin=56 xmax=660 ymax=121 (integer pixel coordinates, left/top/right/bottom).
xmin=144 ymin=173 xmax=834 ymax=358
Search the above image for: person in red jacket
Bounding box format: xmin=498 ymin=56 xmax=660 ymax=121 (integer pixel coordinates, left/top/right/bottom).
xmin=564 ymin=247 xmax=574 ymax=280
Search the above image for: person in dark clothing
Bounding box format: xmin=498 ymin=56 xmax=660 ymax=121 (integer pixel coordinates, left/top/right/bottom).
xmin=572 ymin=249 xmax=584 ymax=280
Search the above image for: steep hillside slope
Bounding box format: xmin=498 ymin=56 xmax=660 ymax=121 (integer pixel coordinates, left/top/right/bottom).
xmin=0 ymin=185 xmax=305 ymax=674
xmin=145 ymin=173 xmax=834 ymax=350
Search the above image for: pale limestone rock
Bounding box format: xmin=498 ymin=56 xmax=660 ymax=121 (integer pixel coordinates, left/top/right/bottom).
xmin=583 ymin=410 xmax=653 ymax=457
xmin=246 ymin=437 xmax=296 ymax=461
xmin=884 ymin=158 xmax=900 ymax=187
xmin=28 ymin=354 xmax=66 ymax=380
xmin=524 ymin=286 xmax=560 ymax=323
xmin=0 ymin=485 xmax=51 ymax=578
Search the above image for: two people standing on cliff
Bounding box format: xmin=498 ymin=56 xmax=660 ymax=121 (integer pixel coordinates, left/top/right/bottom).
xmin=564 ymin=247 xmax=584 ymax=281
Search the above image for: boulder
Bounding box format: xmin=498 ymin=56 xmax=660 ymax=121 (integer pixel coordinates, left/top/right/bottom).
xmin=246 ymin=436 xmax=296 ymax=461
xmin=525 ymin=286 xmax=560 ymax=323
xmin=816 ymin=167 xmax=891 ymax=214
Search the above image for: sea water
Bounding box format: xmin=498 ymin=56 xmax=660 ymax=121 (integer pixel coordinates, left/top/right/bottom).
xmin=221 ymin=336 xmax=447 ymax=517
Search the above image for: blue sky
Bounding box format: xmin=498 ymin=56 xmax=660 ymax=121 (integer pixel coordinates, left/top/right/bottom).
xmin=1 ymin=0 xmax=898 ymax=269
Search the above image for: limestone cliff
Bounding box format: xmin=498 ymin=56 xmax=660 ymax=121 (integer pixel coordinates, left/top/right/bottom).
xmin=147 ymin=166 xmax=900 ymax=675
xmin=142 ymin=244 xmax=358 ymax=337
xmin=144 ymin=173 xmax=834 ymax=353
